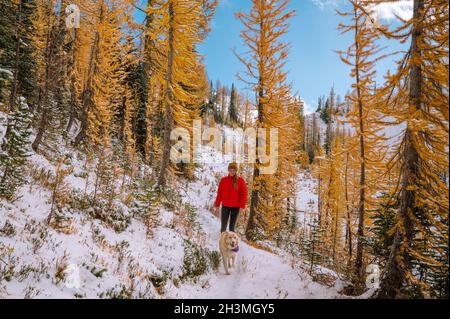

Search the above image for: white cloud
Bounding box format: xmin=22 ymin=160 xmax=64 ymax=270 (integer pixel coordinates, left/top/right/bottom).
xmin=311 ymin=0 xmax=341 ymax=10
xmin=372 ymin=1 xmax=413 ymax=21
xmin=359 ymin=1 xmax=414 ymax=31
xmin=311 ymin=0 xmax=413 ymax=21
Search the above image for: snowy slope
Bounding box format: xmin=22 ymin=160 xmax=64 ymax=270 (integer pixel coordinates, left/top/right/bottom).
xmin=0 ymin=120 xmax=344 ymax=299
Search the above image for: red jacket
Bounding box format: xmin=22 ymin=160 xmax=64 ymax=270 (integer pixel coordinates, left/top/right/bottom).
xmin=214 ymin=175 xmax=248 ymax=209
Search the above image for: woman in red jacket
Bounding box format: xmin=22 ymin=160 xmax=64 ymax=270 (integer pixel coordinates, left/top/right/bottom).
xmin=214 ymin=162 xmax=248 ymax=233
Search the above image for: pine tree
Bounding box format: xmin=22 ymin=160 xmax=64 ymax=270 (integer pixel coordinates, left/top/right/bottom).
xmin=320 ymin=97 xmax=330 ymax=124
xmin=0 ymin=97 xmax=32 ymax=199
xmin=228 ymin=83 xmax=238 ymax=124
xmin=304 ymin=218 xmax=325 ymax=275
xmin=0 ymin=0 xmax=36 ymax=108
xmin=296 ymin=97 xmax=308 ymax=168
xmin=324 ymin=88 xmax=336 ymax=155
xmin=306 ymin=112 xmax=320 ymax=163
xmin=31 ymin=0 xmax=70 ymax=152
xmin=132 ymin=177 xmax=160 ymax=237
xmin=87 ymin=0 xmax=132 ymax=148
xmin=315 ymin=96 xmax=322 ymax=113
xmin=369 ymin=193 xmax=398 ymax=268
xmin=317 ymin=131 xmax=344 ymax=268
xmin=122 ymin=61 xmax=148 ymax=157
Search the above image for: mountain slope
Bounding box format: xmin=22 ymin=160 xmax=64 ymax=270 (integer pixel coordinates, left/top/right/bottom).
xmin=0 ymin=121 xmax=344 ymax=299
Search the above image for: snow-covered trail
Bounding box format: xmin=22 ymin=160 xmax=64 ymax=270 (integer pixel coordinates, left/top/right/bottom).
xmin=169 ymin=209 xmax=341 ymax=299
xmin=168 ymin=138 xmax=342 ymax=299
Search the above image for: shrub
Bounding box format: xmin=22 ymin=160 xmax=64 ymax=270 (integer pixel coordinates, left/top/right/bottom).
xmin=72 ymin=193 xmax=131 ymax=233
xmin=99 ymin=284 xmax=133 ymax=299
xmin=207 ymin=250 xmax=221 ymax=271
xmin=180 ymin=240 xmax=219 ymax=281
xmin=0 ymin=220 xmax=16 ymax=237
xmin=149 ymin=270 xmax=171 ymax=295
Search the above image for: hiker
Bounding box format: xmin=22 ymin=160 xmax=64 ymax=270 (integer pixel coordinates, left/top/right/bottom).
xmin=214 ymin=162 xmax=248 ymax=233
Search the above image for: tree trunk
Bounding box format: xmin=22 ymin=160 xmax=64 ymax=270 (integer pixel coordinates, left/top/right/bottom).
xmin=157 ymin=1 xmax=175 ymax=188
xmin=245 ymin=163 xmax=260 ymax=240
xmin=144 ymin=0 xmax=156 ymax=165
xmin=2 ymin=0 xmax=23 ymax=150
xmin=32 ymin=24 xmax=55 ymax=152
xmin=8 ymin=0 xmax=23 ymax=112
xmin=344 ymin=152 xmax=353 ymax=269
xmin=74 ymin=1 xmax=103 ymax=146
xmin=245 ymin=74 xmax=265 ymax=240
xmin=354 ymin=8 xmax=367 ymax=280
xmin=318 ymin=158 xmax=322 ymax=225
xmin=32 ymin=1 xmax=67 ymax=151
xmin=66 ymin=27 xmax=79 ymax=135
xmin=377 ymin=0 xmax=423 ymax=298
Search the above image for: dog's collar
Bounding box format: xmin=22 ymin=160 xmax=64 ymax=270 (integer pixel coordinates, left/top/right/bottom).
xmin=230 ymin=246 xmax=239 ymax=252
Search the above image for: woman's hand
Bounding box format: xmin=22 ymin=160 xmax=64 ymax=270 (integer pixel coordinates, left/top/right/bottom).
xmin=214 ymin=207 xmax=219 ymax=215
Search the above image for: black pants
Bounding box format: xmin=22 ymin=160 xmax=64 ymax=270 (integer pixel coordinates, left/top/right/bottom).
xmin=220 ymin=206 xmax=240 ymax=233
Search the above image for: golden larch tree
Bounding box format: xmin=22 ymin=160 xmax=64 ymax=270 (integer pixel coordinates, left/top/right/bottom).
xmin=145 ymin=0 xmax=216 ymax=188
xmin=336 ymin=0 xmax=389 ymax=282
xmin=374 ymin=0 xmax=449 ymax=298
xmin=235 ymin=0 xmax=298 ymax=240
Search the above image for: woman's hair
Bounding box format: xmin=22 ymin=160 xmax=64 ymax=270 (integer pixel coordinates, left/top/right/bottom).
xmin=228 ymin=162 xmax=238 ymax=189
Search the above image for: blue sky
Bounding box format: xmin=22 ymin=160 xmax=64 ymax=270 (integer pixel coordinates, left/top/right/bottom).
xmin=198 ymin=0 xmax=411 ymax=113
xmin=135 ymin=0 xmax=412 ymax=113
xmin=200 ymin=0 xmax=353 ymax=113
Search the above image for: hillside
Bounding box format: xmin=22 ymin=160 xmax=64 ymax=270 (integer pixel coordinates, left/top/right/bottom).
xmin=0 ymin=121 xmax=347 ymax=299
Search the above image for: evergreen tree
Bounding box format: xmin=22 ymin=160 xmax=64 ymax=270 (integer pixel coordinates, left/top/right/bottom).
xmin=0 ymin=0 xmax=36 ymax=108
xmin=320 ymin=97 xmax=330 ymax=124
xmin=0 ymin=97 xmax=32 ymax=199
xmin=126 ymin=62 xmax=148 ymax=157
xmin=304 ymin=218 xmax=324 ymax=274
xmin=31 ymin=0 xmax=70 ymax=152
xmin=315 ymin=96 xmax=322 ymax=113
xmin=228 ymin=83 xmax=238 ymax=124
xmin=131 ymin=177 xmax=157 ymax=222
xmin=369 ymin=194 xmax=397 ymax=267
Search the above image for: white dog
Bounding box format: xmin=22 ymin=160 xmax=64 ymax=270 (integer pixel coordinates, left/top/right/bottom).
xmin=219 ymin=231 xmax=240 ymax=275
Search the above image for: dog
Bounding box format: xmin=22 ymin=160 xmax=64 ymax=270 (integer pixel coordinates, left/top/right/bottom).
xmin=219 ymin=231 xmax=240 ymax=275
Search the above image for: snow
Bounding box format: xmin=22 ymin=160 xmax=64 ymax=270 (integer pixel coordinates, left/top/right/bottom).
xmin=295 ymin=171 xmax=319 ymax=225
xmin=0 ymin=119 xmax=347 ymax=299
xmin=305 ymin=112 xmax=328 ymax=145
xmin=0 ymin=111 xmax=7 ymax=138
xmin=0 ymin=68 xmax=13 ymax=78
xmin=166 ymin=228 xmax=341 ymax=298
xmin=167 ymin=139 xmax=342 ymax=298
